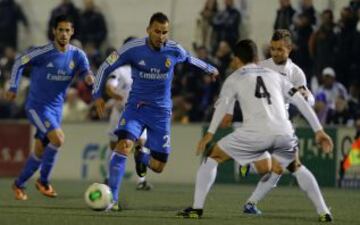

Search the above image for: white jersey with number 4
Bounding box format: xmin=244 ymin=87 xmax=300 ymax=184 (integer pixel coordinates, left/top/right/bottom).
xmin=213 ymin=63 xmax=295 ymax=135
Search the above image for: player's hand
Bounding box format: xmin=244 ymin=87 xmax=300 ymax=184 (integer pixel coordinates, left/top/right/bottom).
xmin=210 ymin=68 xmax=219 ymax=82
xmin=95 ymin=98 xmax=106 ymax=119
xmin=5 ymin=91 xmax=16 ymax=101
xmin=197 ymin=132 xmax=214 ymax=155
xmin=315 ymin=130 xmax=333 ymax=153
xmin=85 ymin=74 xmax=95 ymax=86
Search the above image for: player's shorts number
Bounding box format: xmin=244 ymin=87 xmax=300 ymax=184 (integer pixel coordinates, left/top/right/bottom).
xmin=163 ymin=135 xmax=170 ymax=148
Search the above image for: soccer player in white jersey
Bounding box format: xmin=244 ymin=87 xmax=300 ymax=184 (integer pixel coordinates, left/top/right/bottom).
xmin=222 ymin=30 xmax=332 ymax=222
xmin=177 ymin=39 xmax=333 ymax=222
xmin=105 ymin=56 xmax=153 ymax=191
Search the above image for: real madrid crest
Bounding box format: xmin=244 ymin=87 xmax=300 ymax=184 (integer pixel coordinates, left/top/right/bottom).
xmin=165 ymin=58 xmax=171 ymax=68
xmin=69 ymin=60 xmax=75 ymax=69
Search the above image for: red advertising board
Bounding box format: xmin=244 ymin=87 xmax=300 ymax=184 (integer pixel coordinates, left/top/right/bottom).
xmin=0 ymin=122 xmax=32 ymax=176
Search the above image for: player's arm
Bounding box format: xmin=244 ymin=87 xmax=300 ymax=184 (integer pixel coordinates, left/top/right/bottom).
xmin=93 ymin=47 xmax=130 ymax=118
xmin=293 ymin=68 xmax=315 ymax=106
xmin=176 ymin=43 xmax=219 ymax=80
xmin=284 ymin=82 xmax=333 ymax=153
xmin=76 ymin=49 xmax=95 ymax=86
xmin=5 ymin=49 xmax=35 ymax=101
xmin=197 ymin=77 xmax=236 ymax=155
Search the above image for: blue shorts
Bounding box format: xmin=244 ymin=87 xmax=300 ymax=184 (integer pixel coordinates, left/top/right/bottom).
xmin=115 ymin=104 xmax=171 ymax=157
xmin=25 ymin=105 xmax=62 ymax=142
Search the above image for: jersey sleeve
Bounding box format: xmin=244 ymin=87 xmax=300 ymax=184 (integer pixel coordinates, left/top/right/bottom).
xmin=293 ymin=67 xmax=315 ymax=106
xmin=9 ymin=47 xmax=45 ymax=92
xmin=76 ymin=49 xmax=91 ymax=78
xmin=208 ymin=76 xmax=237 ymax=134
xmin=281 ymin=77 xmax=322 ymax=132
xmin=92 ymin=45 xmax=132 ymax=99
xmin=175 ymin=43 xmax=217 ymax=74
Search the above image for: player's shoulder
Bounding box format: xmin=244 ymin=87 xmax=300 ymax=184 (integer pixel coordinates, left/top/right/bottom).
xmin=24 ymin=43 xmax=54 ymax=55
xmin=287 ymin=59 xmax=304 ymax=75
xmin=119 ymin=37 xmax=146 ymax=52
xmin=166 ymin=40 xmax=186 ymax=54
xmin=69 ymin=44 xmax=87 ymax=57
xmin=259 ymin=58 xmax=273 ymax=67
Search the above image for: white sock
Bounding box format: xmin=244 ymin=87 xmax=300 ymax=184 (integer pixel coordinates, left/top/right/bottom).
xmin=193 ymin=158 xmax=218 ymax=209
xmin=293 ymin=165 xmax=330 ymax=215
xmin=247 ymin=172 xmax=281 ymax=204
xmin=137 ymin=176 xmax=145 ymax=183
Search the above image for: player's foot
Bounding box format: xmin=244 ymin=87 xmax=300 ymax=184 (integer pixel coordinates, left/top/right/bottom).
xmin=176 ymin=207 xmax=203 ymax=219
xmin=136 ymin=181 xmax=153 ymax=191
xmin=319 ymin=213 xmax=333 ymax=222
xmin=12 ymin=183 xmax=28 ymax=200
xmin=106 ymin=201 xmax=121 ymax=212
xmin=239 ymin=164 xmax=250 ymax=177
xmin=243 ymin=202 xmax=262 ymax=215
xmin=35 ymin=179 xmax=58 ymax=198
xmin=134 ymin=147 xmax=147 ymax=177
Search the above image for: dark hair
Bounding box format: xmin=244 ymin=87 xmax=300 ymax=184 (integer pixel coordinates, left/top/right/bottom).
xmin=123 ymin=36 xmax=137 ymax=45
xmin=53 ymin=15 xmax=74 ymax=29
xmin=234 ymin=39 xmax=258 ymax=64
xmin=149 ymin=12 xmax=169 ymax=26
xmin=272 ymin=29 xmax=292 ymax=45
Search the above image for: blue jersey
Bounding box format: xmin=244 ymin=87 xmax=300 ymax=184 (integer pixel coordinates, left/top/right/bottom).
xmin=9 ymin=43 xmax=90 ymax=109
xmin=93 ymin=37 xmax=217 ymax=110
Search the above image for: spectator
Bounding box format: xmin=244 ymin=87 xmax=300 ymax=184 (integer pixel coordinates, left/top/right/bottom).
xmin=212 ymin=0 xmax=241 ymax=50
xmin=79 ymin=0 xmax=107 ymax=48
xmin=291 ymin=13 xmax=314 ymax=81
xmin=63 ymin=87 xmax=89 ymax=122
xmin=213 ymin=40 xmax=233 ymax=78
xmin=194 ymin=0 xmax=218 ymax=52
xmin=274 ymin=0 xmax=296 ymax=30
xmin=314 ymin=67 xmax=348 ymax=124
xmin=48 ymin=0 xmax=80 ymax=40
xmin=309 ymin=9 xmax=337 ymax=78
xmin=299 ymin=0 xmax=317 ymax=26
xmin=334 ymin=7 xmax=358 ymax=88
xmin=0 ymin=0 xmax=29 ymax=53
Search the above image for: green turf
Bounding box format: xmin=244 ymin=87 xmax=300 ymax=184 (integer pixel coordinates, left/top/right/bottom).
xmin=0 ymin=178 xmax=359 ymax=225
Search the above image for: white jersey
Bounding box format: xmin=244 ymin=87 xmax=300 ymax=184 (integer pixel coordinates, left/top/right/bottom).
xmin=106 ymin=65 xmax=133 ymax=110
xmin=106 ymin=65 xmax=147 ymax=141
xmin=259 ymin=58 xmax=314 ymax=105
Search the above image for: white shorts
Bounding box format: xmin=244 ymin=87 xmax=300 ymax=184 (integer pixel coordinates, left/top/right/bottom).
xmin=218 ymin=129 xmax=298 ymax=169
xmin=108 ymin=107 xmax=147 ymax=142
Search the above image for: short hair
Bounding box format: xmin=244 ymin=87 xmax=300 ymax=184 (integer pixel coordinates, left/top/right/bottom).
xmin=271 ymin=29 xmax=292 ymax=45
xmin=149 ymin=12 xmax=169 ymax=26
xmin=53 ymin=15 xmax=74 ymax=29
xmin=234 ymin=39 xmax=258 ymax=64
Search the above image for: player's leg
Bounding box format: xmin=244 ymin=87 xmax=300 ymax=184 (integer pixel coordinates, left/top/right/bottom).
xmin=244 ymin=155 xmax=283 ymax=214
xmin=288 ymin=152 xmax=332 ymax=221
xmin=35 ymin=128 xmax=65 ymax=197
xmin=178 ymin=144 xmax=231 ymax=218
xmin=12 ymin=137 xmax=45 ymax=200
xmin=135 ymin=132 xmax=153 ymax=190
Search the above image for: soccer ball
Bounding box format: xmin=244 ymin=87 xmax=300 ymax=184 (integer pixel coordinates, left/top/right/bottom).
xmin=84 ymin=183 xmax=113 ymax=210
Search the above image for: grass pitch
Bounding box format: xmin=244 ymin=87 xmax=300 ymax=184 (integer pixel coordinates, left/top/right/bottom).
xmin=0 ymin=178 xmax=359 ymax=225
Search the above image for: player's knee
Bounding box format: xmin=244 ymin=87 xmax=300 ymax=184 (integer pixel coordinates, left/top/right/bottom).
xmin=50 ymin=135 xmax=64 ymax=147
xmin=149 ymin=160 xmax=166 ymax=173
xmin=115 ymin=140 xmax=133 ymax=155
xmin=286 ymin=160 xmax=302 ymax=173
xmin=271 ymin=163 xmax=284 ymax=175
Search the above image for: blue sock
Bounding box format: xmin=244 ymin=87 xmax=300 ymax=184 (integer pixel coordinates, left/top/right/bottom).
xmin=15 ymin=154 xmax=42 ymax=188
xmin=109 ymin=152 xmax=127 ymax=202
xmin=40 ymin=144 xmax=59 ymax=185
xmin=136 ymin=147 xmax=150 ymax=167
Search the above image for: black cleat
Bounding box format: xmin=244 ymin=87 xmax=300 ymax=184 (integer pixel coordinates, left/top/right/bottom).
xmin=134 ymin=146 xmax=147 ymax=177
xmin=177 ymin=207 xmax=203 ymax=219
xmin=136 ymin=181 xmax=153 ymax=191
xmin=319 ymin=213 xmax=333 ymax=222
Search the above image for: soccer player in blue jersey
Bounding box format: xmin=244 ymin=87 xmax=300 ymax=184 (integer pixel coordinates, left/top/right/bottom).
xmin=5 ymin=15 xmax=94 ymax=200
xmin=93 ymin=12 xmax=219 ymax=210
